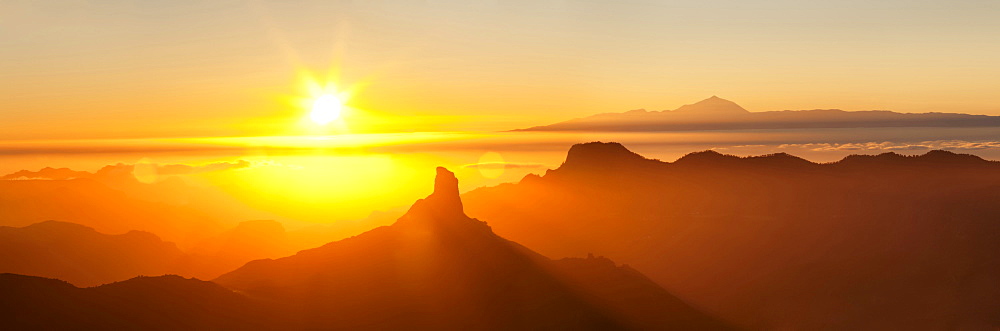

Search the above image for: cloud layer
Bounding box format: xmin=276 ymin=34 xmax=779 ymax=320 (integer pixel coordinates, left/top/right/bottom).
xmin=463 ymin=162 xmax=544 ymax=170
xmin=776 ymin=140 xmax=1000 ymax=152
xmin=2 ymin=160 xmax=253 ymax=181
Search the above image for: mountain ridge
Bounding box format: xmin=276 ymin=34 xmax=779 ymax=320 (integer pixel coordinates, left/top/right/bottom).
xmin=0 ymin=220 xmax=184 ymax=287
xmin=557 ymin=141 xmax=996 ymax=170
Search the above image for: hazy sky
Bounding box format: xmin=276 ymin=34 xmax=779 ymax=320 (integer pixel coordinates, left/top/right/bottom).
xmin=3 ymin=0 xmax=1000 ymax=139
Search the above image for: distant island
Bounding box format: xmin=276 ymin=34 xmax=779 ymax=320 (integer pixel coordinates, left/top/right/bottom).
xmin=517 ymin=96 xmax=1000 ymax=131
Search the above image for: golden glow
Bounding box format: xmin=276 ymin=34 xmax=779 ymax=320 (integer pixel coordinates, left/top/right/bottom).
xmin=185 ymin=131 xmax=487 ymax=150
xmin=310 ymin=94 xmax=343 ymax=125
xmin=204 ymin=154 xmax=441 ymax=222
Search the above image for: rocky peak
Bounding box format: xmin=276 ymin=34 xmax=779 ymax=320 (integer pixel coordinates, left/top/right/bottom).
xmin=399 ymin=167 xmax=469 ymax=225
xmin=561 ymin=142 xmax=650 ymax=171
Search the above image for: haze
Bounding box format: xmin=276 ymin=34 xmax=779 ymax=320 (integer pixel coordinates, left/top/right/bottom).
xmin=1 ymin=1 xmax=999 ymax=330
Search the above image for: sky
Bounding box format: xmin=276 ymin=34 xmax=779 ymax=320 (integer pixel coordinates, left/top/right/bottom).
xmin=3 ymin=0 xmax=1000 ymax=140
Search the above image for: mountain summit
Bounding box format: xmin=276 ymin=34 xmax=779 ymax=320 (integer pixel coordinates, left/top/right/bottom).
xmin=561 ymin=142 xmax=657 ymax=172
xmin=416 ymin=166 xmax=464 ymax=218
xmin=672 ymin=96 xmax=749 ymax=114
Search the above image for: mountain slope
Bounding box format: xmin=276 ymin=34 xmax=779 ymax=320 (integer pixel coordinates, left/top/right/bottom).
xmin=0 ymin=221 xmax=184 ymax=287
xmin=518 ymin=96 xmax=1000 ymax=131
xmin=0 ymin=273 xmax=280 ymax=330
xmin=462 ymin=142 xmax=1000 ymax=330
xmin=216 ymin=167 xmax=732 ymax=330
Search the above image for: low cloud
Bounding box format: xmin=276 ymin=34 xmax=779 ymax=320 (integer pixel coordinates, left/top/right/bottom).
xmin=154 ymin=160 xmax=252 ymax=175
xmin=706 ymin=140 xmax=1000 ymax=163
xmin=776 ymin=140 xmax=1000 ymax=152
xmin=2 ymin=160 xmax=254 ymax=181
xmin=0 ymin=167 xmax=92 ymax=180
xmin=711 ymin=144 xmax=768 ymax=151
xmin=463 ymin=162 xmax=544 ymax=170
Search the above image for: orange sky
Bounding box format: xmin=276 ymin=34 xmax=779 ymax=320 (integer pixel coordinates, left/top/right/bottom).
xmin=3 ymin=1 xmax=1000 ymax=140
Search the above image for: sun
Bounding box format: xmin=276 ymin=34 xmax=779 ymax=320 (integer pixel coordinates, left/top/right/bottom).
xmin=293 ymin=70 xmax=363 ymax=130
xmin=310 ymin=94 xmax=343 ymax=125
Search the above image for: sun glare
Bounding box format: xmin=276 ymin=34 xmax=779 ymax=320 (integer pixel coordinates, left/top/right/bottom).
xmin=310 ymin=94 xmax=343 ymax=125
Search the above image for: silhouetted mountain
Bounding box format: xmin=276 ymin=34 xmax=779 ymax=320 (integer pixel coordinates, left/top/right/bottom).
xmin=0 ymin=273 xmax=280 ymax=330
xmin=0 ymin=167 xmax=731 ymax=330
xmin=518 ymin=97 xmax=1000 ymax=131
xmin=216 ymin=167 xmax=732 ymax=330
xmin=0 ymin=175 xmax=228 ymax=247
xmin=835 ymin=149 xmax=996 ymax=168
xmin=0 ymin=162 xmax=390 ymax=282
xmin=463 ymin=142 xmax=1000 ymax=330
xmin=0 ymin=221 xmax=183 ymax=287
